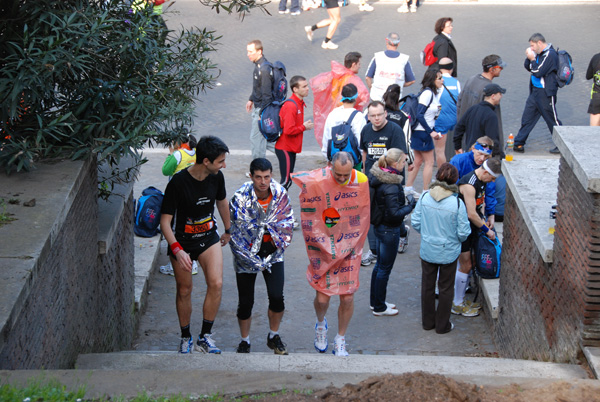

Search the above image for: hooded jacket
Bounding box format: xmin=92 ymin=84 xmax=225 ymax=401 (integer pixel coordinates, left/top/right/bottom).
xmin=229 ymin=180 xmax=294 ymax=273
xmin=369 ymin=165 xmax=414 ymax=227
xmin=411 ymin=180 xmax=471 ymax=264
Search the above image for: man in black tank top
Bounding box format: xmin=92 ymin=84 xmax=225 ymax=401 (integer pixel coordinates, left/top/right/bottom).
xmin=453 ymin=158 xmax=502 ymax=317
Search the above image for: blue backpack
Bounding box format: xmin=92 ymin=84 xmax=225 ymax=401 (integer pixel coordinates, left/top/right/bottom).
xmin=399 ymin=90 xmax=433 ymax=131
xmin=259 ymin=99 xmax=297 ymax=142
xmin=475 ymin=230 xmax=502 ymax=279
xmin=134 ymin=186 xmax=164 ymax=237
xmin=268 ymin=61 xmax=288 ymax=103
xmin=555 ymin=48 xmax=574 ymax=88
xmin=326 ymin=110 xmax=361 ymax=165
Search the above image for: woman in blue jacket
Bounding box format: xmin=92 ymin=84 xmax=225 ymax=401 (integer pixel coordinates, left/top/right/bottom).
xmin=369 ymin=148 xmax=416 ymax=316
xmin=411 ymin=163 xmax=470 ymax=333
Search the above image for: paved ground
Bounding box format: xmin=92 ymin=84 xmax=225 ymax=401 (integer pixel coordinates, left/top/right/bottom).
xmin=133 ymin=1 xmax=600 ymax=356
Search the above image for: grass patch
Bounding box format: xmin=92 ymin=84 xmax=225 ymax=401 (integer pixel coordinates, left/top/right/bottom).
xmin=0 ymin=199 xmax=16 ymax=227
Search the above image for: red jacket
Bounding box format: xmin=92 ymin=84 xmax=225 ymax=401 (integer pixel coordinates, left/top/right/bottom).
xmin=276 ymin=93 xmax=305 ymax=154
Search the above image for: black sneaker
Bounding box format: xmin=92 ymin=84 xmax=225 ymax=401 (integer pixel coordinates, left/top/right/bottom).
xmin=514 ymin=144 xmax=525 ymax=153
xmin=267 ymin=334 xmax=288 ymax=355
xmin=549 ymin=146 xmax=560 ymax=154
xmin=236 ymin=340 xmax=251 ymax=353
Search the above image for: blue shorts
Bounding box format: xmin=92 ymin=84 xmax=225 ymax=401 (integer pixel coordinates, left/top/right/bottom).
xmin=411 ymin=130 xmax=434 ymax=152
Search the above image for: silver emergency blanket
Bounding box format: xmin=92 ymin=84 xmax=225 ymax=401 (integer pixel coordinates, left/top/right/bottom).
xmin=229 ymin=180 xmax=294 ymax=273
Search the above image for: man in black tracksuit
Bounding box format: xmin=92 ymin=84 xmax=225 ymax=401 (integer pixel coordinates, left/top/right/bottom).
xmin=453 ymin=83 xmax=505 ymax=156
xmin=514 ymin=33 xmax=562 ymax=154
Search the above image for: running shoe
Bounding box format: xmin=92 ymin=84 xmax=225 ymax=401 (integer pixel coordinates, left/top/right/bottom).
xmin=361 ymin=250 xmax=376 ymax=266
xmin=159 ymin=263 xmax=174 ymax=276
xmin=397 ymin=3 xmax=408 ymax=12
xmin=179 ymin=337 xmax=193 ymax=354
xmin=332 ymin=337 xmax=349 ymax=356
xmin=410 ymin=3 xmax=417 ymax=12
xmin=192 ymin=261 xmax=198 ymax=275
xmin=451 ymin=302 xmax=480 ymax=317
xmin=304 ymin=26 xmax=313 ymax=42
xmin=195 ymin=334 xmax=222 ymax=354
xmin=370 ymin=301 xmax=396 ymax=310
xmin=314 ymin=318 xmax=328 ymax=353
xmin=358 ymin=3 xmax=373 ymax=11
xmin=267 ymin=334 xmax=289 ymax=355
xmin=321 ymin=41 xmax=339 ymax=50
xmin=236 ymin=340 xmax=251 ymax=353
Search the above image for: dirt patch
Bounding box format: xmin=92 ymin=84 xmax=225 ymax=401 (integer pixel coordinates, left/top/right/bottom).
xmin=248 ymin=372 xmax=600 ymax=402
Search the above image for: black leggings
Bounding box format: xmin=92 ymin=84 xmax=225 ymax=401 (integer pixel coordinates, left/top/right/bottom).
xmin=236 ymin=262 xmax=285 ymax=320
xmin=275 ymin=149 xmax=297 ymax=190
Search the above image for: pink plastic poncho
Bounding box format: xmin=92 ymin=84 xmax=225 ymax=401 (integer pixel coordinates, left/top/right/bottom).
xmin=291 ymin=167 xmax=370 ymax=296
xmin=310 ymin=61 xmax=370 ymax=147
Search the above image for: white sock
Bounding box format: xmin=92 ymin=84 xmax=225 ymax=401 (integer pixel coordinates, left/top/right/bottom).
xmin=268 ymin=330 xmax=279 ymax=339
xmin=405 ymin=186 xmax=414 ymax=192
xmin=241 ymin=336 xmax=250 ymax=344
xmin=335 ymin=333 xmax=344 ymax=342
xmin=317 ymin=319 xmax=326 ymax=328
xmin=454 ymin=271 xmax=469 ymax=305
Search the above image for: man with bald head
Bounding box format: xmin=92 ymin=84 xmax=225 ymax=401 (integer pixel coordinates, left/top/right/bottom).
xmin=365 ymin=32 xmax=416 ymax=101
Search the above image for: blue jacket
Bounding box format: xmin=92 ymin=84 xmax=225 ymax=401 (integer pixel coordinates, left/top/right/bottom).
xmin=411 ymin=181 xmax=471 ymax=264
xmin=525 ymin=45 xmax=559 ymax=97
xmin=449 ymin=151 xmax=497 ymax=216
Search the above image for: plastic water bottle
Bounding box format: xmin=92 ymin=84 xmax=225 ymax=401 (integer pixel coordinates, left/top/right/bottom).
xmin=505 ymin=133 xmax=514 ymax=161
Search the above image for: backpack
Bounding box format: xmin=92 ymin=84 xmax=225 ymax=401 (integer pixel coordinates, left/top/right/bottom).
xmin=326 ymin=110 xmax=361 ymax=165
xmin=268 ymin=61 xmax=288 ymax=103
xmin=474 ymin=230 xmax=502 ymax=279
xmin=399 ymin=90 xmax=433 ymax=131
xmin=555 ymin=48 xmax=574 ymax=88
xmin=420 ymin=40 xmax=438 ymax=67
xmin=134 ymin=186 xmax=164 ymax=237
xmin=259 ymin=99 xmax=297 ymax=142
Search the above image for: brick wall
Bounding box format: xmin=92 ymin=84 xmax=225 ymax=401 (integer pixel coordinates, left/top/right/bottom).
xmin=495 ymin=157 xmax=598 ymax=363
xmin=0 ymin=158 xmax=135 ymax=369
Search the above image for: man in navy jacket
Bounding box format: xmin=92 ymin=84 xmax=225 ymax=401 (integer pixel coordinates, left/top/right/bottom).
xmin=514 ymin=33 xmax=562 ymax=154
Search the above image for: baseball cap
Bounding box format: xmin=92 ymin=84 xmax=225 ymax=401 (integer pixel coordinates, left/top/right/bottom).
xmin=483 ymin=83 xmax=507 ymax=96
xmin=483 ymin=56 xmax=507 ymax=70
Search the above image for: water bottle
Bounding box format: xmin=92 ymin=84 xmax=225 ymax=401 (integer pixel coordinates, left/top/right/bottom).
xmin=505 ymin=133 xmax=514 ymax=161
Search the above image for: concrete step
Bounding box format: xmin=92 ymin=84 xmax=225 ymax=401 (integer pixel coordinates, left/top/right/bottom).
xmin=77 ymin=351 xmax=588 ymax=381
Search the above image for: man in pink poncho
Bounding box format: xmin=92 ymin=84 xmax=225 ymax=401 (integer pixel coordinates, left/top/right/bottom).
xmin=310 ymin=52 xmax=370 ymax=147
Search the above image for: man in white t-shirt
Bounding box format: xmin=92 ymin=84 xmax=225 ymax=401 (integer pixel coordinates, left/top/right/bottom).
xmin=321 ymin=83 xmax=367 ymax=167
xmin=365 ymin=32 xmax=416 ymax=101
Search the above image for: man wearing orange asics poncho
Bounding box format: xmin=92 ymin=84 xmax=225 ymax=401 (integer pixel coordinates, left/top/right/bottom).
xmin=310 ymin=52 xmax=370 ymax=147
xmin=291 ymin=152 xmax=369 ymax=357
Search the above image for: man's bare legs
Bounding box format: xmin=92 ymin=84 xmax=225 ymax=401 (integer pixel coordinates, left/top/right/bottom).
xmin=198 ymin=243 xmax=223 ymax=322
xmin=314 ymin=290 xmax=353 ymax=355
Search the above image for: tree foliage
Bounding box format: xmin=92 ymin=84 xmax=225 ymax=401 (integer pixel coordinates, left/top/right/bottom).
xmin=0 ymin=0 xmax=261 ymax=193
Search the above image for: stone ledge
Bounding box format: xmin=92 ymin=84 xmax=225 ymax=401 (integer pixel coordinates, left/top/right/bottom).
xmin=502 ymin=159 xmax=559 ymax=263
xmin=554 ymin=126 xmax=600 ymax=194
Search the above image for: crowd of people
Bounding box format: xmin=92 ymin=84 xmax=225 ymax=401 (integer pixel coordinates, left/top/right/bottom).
xmin=154 ymin=10 xmax=600 ymax=356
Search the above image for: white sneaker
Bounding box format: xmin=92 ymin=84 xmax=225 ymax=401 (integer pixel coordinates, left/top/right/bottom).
xmin=245 ymin=172 xmax=251 ymax=178
xmin=293 ymin=219 xmax=300 ymax=230
xmin=361 ymin=250 xmax=374 ymax=266
xmin=192 ymin=261 xmax=198 ymax=275
xmin=370 ymin=302 xmax=396 ymax=310
xmin=358 ymin=3 xmax=373 ymax=11
xmin=398 ymin=225 xmax=410 ymax=254
xmin=397 ymin=3 xmax=408 ymax=12
xmin=279 ymin=8 xmax=290 ymax=14
xmin=291 ymin=10 xmax=301 ymax=15
xmin=410 ymin=3 xmax=417 ymax=12
xmin=314 ymin=318 xmax=328 ymax=353
xmin=405 ymin=188 xmax=421 ymax=199
xmin=159 ymin=263 xmax=174 ymax=276
xmin=321 ymin=41 xmax=338 ymax=50
xmin=332 ymin=336 xmax=349 ymax=356
xmin=304 ymin=26 xmax=313 ymax=42
xmin=372 ymin=306 xmax=399 ymax=316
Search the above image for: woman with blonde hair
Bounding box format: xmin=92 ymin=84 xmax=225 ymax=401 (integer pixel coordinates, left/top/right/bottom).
xmin=368 ymin=148 xmax=417 ymax=316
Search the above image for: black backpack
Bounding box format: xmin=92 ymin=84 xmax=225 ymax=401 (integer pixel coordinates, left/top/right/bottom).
xmin=134 ymin=186 xmax=164 ymax=237
xmin=326 ymin=110 xmax=361 ymax=165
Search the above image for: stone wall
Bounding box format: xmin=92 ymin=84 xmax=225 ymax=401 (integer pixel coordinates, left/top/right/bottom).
xmin=0 ymin=157 xmax=135 ymax=369
xmin=493 ymin=127 xmax=600 ymax=363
